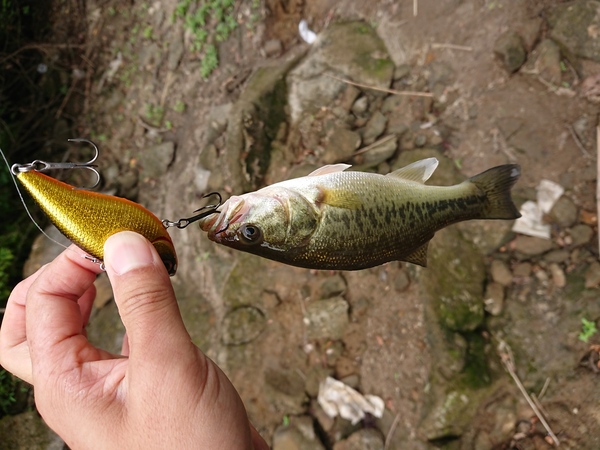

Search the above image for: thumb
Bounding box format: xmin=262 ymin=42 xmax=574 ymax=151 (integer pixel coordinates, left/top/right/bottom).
xmin=104 ymin=231 xmax=191 ymax=362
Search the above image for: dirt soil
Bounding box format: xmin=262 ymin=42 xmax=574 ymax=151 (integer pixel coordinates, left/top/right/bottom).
xmin=9 ymin=0 xmax=600 ymax=448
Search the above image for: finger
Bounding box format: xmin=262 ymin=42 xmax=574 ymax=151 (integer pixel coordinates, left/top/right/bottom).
xmin=250 ymin=423 xmax=269 ymax=450
xmin=103 ymin=232 xmax=191 ymax=366
xmin=121 ymin=332 xmax=130 ymax=356
xmin=26 ymin=245 xmax=106 ymax=380
xmin=78 ymin=283 xmax=97 ymax=327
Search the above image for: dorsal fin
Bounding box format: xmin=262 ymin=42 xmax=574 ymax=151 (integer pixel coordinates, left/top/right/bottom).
xmin=307 ymin=164 xmax=351 ymax=177
xmin=386 ymin=158 xmax=438 ymax=183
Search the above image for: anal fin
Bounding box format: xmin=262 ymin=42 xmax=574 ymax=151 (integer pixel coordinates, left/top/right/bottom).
xmin=401 ymin=242 xmax=429 ymax=267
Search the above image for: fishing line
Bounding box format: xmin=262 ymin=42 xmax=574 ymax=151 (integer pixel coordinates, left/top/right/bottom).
xmin=0 ymin=145 xmax=88 ymax=261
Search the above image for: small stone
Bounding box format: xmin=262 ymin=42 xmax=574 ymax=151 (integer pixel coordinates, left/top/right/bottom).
xmin=265 ymin=367 xmax=308 ymax=414
xmin=361 ymin=111 xmax=387 ymax=145
xmin=490 ymin=260 xmax=513 ymax=286
xmin=319 ymin=275 xmax=347 ymax=298
xmin=569 ymin=224 xmax=594 ymax=247
xmin=393 ymin=63 xmax=411 ymax=81
xmin=351 ymin=96 xmax=369 ymax=115
xmin=350 ymin=296 xmax=370 ymax=319
xmin=323 ymin=128 xmax=361 ymax=164
xmin=544 ymin=249 xmax=570 ymax=263
xmin=333 ymin=428 xmax=385 ymax=450
xmin=339 ymin=374 xmax=360 ymax=389
xmin=311 ymin=400 xmax=335 ymax=432
xmin=514 ymin=235 xmax=554 ymax=256
xmin=484 ymin=282 xmax=505 ymax=316
xmin=339 ymin=86 xmax=361 ymax=112
xmin=272 ymin=416 xmax=326 ymax=450
xmin=525 ymin=39 xmax=562 ymax=85
xmin=325 ymin=340 xmax=345 ymax=366
xmin=414 ymin=133 xmax=427 ymax=147
xmin=549 ymin=196 xmax=578 ymax=228
xmin=548 ymin=263 xmax=566 ymax=288
xmin=305 ymin=366 xmax=334 ymax=398
xmin=221 ymin=306 xmax=266 ymax=345
xmin=513 ymin=262 xmax=532 ymax=278
xmin=354 ymin=135 xmax=398 ymax=167
xmin=335 ymin=356 xmax=358 ymax=378
xmin=305 ymin=297 xmax=349 ymax=340
xmin=139 ymin=141 xmax=175 ymax=178
xmin=394 ymin=270 xmax=410 ymax=291
xmin=493 ymin=30 xmax=527 ymax=73
xmin=264 ymin=39 xmax=283 ymax=57
xmin=585 ymin=261 xmax=600 ymax=288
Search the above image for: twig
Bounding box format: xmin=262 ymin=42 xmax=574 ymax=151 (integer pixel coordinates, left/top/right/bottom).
xmin=384 ymin=413 xmax=401 ymax=450
xmin=538 ymin=377 xmax=551 ymax=399
xmin=497 ymin=339 xmax=560 ymax=446
xmin=325 ymin=73 xmax=433 ymax=98
xmin=431 ymin=43 xmax=473 ymax=52
xmin=413 ymin=0 xmax=418 ymax=16
xmin=353 ymin=135 xmax=397 ymax=156
xmin=566 ymin=124 xmax=591 ymax=158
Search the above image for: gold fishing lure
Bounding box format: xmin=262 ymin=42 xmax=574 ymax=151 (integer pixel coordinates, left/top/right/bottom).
xmin=11 ymin=139 xmax=179 ymax=275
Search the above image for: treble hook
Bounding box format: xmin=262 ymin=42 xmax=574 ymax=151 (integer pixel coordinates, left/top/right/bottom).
xmin=11 ymin=138 xmax=101 ymax=189
xmin=162 ymin=192 xmax=222 ymax=229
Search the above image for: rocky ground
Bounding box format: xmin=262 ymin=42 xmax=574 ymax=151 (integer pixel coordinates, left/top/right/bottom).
xmin=2 ymin=0 xmax=600 ymax=449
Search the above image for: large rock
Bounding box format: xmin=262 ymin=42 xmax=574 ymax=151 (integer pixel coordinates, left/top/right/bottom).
xmin=493 ymin=31 xmax=527 ymax=73
xmin=287 ymin=22 xmax=394 ymax=123
xmin=549 ymin=0 xmax=600 ymax=62
xmin=225 ymin=57 xmax=300 ymax=192
xmin=420 ymin=227 xmax=486 ymax=332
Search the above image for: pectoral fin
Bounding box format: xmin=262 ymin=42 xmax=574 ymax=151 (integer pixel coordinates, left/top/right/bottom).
xmin=401 ymin=242 xmax=429 ymax=267
xmin=316 ymin=186 xmax=362 ymax=209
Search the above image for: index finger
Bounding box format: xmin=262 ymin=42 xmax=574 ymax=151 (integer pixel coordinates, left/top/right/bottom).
xmin=25 ymin=246 xmax=105 ymax=380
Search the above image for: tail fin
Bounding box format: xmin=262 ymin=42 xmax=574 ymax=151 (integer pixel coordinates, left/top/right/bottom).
xmin=469 ymin=164 xmax=521 ymax=220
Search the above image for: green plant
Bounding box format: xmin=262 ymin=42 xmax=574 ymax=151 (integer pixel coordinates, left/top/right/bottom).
xmin=200 ymin=44 xmax=219 ymax=79
xmin=579 ymin=317 xmax=598 ymax=343
xmin=143 ymin=25 xmax=153 ymax=40
xmin=0 ymin=247 xmax=14 ymax=302
xmin=145 ymin=103 xmax=165 ymax=126
xmin=0 ymin=367 xmax=18 ymax=416
xmin=173 ymin=100 xmax=186 ymax=113
xmin=173 ymin=0 xmax=239 ymax=78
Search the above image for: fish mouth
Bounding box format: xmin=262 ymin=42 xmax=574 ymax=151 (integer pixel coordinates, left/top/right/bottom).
xmin=199 ymin=196 xmax=249 ymax=243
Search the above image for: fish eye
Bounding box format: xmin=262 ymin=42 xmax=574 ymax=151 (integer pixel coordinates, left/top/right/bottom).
xmin=239 ymin=223 xmax=263 ymax=245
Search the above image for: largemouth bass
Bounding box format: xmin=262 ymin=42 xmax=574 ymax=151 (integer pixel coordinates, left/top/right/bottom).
xmin=198 ymin=158 xmax=521 ymax=270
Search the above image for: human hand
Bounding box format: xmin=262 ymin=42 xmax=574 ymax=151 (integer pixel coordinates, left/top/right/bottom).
xmin=0 ymin=231 xmax=267 ymax=449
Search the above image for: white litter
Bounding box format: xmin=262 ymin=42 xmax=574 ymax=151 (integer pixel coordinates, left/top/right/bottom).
xmin=317 ymin=376 xmax=385 ymax=425
xmin=299 ymin=20 xmax=317 ymax=44
xmin=512 ymin=179 xmax=564 ymax=239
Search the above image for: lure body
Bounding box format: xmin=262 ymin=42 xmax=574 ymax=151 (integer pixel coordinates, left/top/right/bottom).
xmin=16 ymin=170 xmax=178 ymax=275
